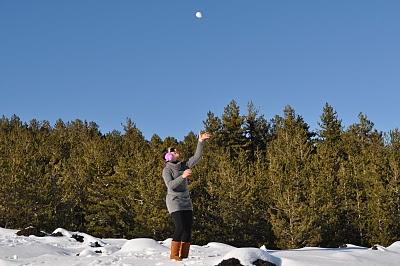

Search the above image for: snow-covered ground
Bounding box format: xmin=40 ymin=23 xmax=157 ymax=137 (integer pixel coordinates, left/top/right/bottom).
xmin=1 ymin=227 xmax=400 ymax=266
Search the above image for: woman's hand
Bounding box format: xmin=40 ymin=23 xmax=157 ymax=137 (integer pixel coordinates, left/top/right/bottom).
xmin=199 ymin=132 xmax=211 ymax=142
xmin=182 ymin=169 xmax=192 ymax=178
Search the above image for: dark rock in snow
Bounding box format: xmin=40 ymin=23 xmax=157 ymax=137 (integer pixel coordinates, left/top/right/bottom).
xmin=51 ymin=232 xmax=64 ymax=237
xmin=95 ymin=250 xmax=102 ymax=253
xmin=372 ymin=245 xmax=378 ymax=250
xmin=90 ymin=241 xmax=102 ymax=247
xmin=216 ymin=258 xmax=276 ymax=266
xmin=253 ymin=259 xmax=277 ymax=266
xmin=16 ymin=226 xmax=46 ymax=237
xmin=71 ymin=234 xmax=84 ymax=242
xmin=216 ymin=258 xmax=244 ymax=266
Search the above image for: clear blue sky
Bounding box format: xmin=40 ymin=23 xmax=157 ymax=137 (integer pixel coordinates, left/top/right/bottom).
xmin=1 ymin=1 xmax=399 ymax=140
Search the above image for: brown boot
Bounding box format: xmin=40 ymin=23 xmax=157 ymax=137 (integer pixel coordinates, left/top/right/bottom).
xmin=170 ymin=240 xmax=182 ymax=261
xmin=180 ymin=242 xmax=191 ymax=259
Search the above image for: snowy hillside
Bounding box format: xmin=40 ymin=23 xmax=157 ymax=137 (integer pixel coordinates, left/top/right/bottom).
xmin=1 ymin=227 xmax=400 ymax=266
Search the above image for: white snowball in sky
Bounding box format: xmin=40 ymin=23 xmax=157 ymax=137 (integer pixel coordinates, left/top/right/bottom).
xmin=195 ymin=11 xmax=203 ymax=18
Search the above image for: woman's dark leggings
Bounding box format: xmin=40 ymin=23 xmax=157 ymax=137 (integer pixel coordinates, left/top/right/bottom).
xmin=171 ymin=210 xmax=193 ymax=242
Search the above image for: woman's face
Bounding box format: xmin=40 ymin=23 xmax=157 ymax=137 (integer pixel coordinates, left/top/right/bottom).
xmin=171 ymin=150 xmax=180 ymax=161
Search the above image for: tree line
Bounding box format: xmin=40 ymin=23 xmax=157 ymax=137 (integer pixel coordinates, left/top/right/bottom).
xmin=1 ymin=100 xmax=399 ymax=249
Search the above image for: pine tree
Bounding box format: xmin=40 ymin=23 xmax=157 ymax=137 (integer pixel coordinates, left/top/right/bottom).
xmin=58 ymin=119 xmax=102 ymax=231
xmin=0 ymin=116 xmax=21 ymax=228
xmin=220 ymin=100 xmax=246 ymax=160
xmin=85 ymin=130 xmax=124 ymax=237
xmin=210 ymin=148 xmax=249 ymax=245
xmin=101 ymin=119 xmax=169 ymax=239
xmin=385 ymin=129 xmax=400 ymax=244
xmin=131 ymin=131 xmax=170 ymax=240
xmin=48 ymin=119 xmax=73 ymax=229
xmin=0 ymin=116 xmax=54 ymax=230
xmin=313 ymin=103 xmax=345 ymax=247
xmin=339 ymin=113 xmax=383 ymax=246
xmin=266 ymin=106 xmax=318 ymax=248
xmin=190 ymin=130 xmax=222 ymax=245
xmin=363 ymin=128 xmax=390 ymax=246
xmin=203 ymin=111 xmax=222 ymax=147
xmin=208 ymin=148 xmax=274 ymax=247
xmin=26 ymin=119 xmax=58 ymax=231
xmin=243 ymin=101 xmax=271 ymax=162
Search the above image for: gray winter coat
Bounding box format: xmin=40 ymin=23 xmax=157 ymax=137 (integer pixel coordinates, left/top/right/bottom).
xmin=162 ymin=141 xmax=204 ymax=214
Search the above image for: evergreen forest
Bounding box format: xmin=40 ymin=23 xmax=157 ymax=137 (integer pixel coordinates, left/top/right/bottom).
xmin=1 ymin=101 xmax=400 ymax=249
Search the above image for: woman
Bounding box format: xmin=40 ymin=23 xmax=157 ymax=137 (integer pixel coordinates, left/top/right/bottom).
xmin=162 ymin=132 xmax=211 ymax=261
